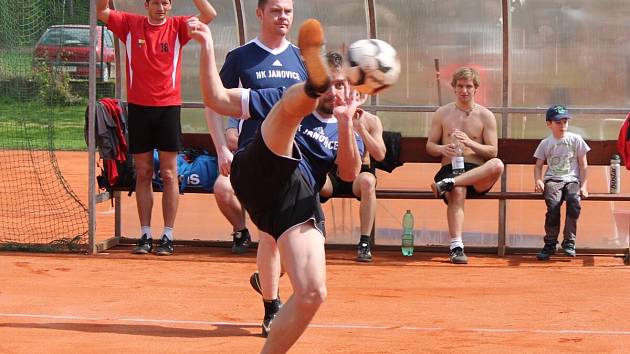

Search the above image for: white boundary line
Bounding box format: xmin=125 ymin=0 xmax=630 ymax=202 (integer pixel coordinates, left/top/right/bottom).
xmin=1 ymin=313 xmax=630 ymax=336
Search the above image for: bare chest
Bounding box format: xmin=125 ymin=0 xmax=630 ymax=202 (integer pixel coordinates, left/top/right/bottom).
xmin=442 ymin=113 xmax=485 ymax=143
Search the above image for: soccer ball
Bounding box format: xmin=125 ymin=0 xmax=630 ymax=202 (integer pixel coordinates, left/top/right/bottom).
xmin=345 ymin=39 xmax=401 ymax=95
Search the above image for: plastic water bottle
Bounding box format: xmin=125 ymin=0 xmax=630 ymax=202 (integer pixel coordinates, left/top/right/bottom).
xmin=610 ymin=154 xmax=621 ymax=194
xmin=401 ymin=210 xmax=414 ymax=256
xmin=451 ymin=138 xmax=465 ymax=176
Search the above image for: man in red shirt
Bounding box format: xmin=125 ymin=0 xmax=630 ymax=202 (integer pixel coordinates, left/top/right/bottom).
xmin=96 ymin=0 xmax=216 ymax=255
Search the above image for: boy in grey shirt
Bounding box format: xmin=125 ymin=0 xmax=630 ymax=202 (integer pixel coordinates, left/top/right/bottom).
xmin=533 ymin=105 xmax=590 ymax=260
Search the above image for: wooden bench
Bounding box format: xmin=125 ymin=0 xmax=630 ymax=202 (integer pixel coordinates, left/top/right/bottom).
xmin=179 ymin=133 xmax=628 ymax=198
xmin=99 ymin=133 xmax=630 ymax=255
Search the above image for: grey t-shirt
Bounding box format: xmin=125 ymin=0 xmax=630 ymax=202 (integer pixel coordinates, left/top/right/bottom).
xmin=533 ymin=132 xmax=591 ymax=182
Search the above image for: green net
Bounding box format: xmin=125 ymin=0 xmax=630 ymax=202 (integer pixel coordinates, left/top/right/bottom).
xmin=0 ymin=0 xmax=107 ymax=252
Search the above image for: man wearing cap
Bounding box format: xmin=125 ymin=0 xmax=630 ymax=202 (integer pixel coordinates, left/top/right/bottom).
xmin=427 ymin=66 xmax=505 ymax=264
xmin=533 ymin=105 xmax=590 ymax=260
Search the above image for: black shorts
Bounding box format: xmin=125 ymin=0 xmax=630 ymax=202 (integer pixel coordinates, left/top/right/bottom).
xmin=319 ymin=164 xmax=375 ymax=203
xmin=127 ymin=103 xmax=182 ymax=154
xmin=230 ymin=131 xmax=324 ymax=240
xmin=434 ymin=163 xmax=490 ymax=203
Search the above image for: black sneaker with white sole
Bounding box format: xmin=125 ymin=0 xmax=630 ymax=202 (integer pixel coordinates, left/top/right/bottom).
xmin=449 ymin=247 xmax=468 ymax=264
xmin=431 ymin=178 xmax=455 ymax=198
xmin=356 ymin=242 xmax=373 ymax=262
xmin=231 ymin=229 xmax=251 ymax=254
xmin=250 ymin=271 xmax=283 ymax=300
xmin=131 ymin=234 xmax=152 ymax=254
xmin=262 ymin=299 xmax=282 ymax=337
xmin=156 ymin=235 xmax=173 ymax=256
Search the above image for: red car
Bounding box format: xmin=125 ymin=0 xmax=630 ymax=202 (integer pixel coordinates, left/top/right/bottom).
xmin=34 ymin=25 xmax=116 ymax=81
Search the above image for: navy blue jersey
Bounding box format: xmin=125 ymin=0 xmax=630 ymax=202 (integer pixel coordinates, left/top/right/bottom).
xmin=219 ymin=38 xmax=307 ymax=149
xmin=241 ymin=87 xmax=365 ymax=192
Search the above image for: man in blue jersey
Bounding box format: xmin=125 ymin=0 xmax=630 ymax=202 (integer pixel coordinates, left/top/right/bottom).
xmin=211 ymin=0 xmax=306 ymax=257
xmin=319 ymin=109 xmax=385 ymax=262
xmin=206 ymin=0 xmax=305 ymax=337
xmin=189 ymin=17 xmax=365 ymax=353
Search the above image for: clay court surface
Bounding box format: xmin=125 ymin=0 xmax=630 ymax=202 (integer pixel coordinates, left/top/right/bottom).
xmin=2 ymin=151 xmax=630 ymax=353
xmin=2 ymin=250 xmax=630 ymax=353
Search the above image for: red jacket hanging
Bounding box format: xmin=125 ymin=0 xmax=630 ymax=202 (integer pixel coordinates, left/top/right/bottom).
xmin=618 ymin=113 xmax=630 ymax=170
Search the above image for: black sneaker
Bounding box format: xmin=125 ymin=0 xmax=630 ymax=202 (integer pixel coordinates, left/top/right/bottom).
xmin=156 ymin=235 xmax=174 ymax=256
xmin=561 ymin=240 xmax=576 ymax=257
xmin=231 ymin=229 xmax=251 ymax=254
xmin=131 ymin=234 xmax=152 ymax=254
xmin=262 ymin=300 xmax=282 ymax=338
xmin=537 ymin=243 xmax=557 ymax=261
xmin=262 ymin=313 xmax=276 ymax=337
xmin=449 ymin=247 xmax=468 ymax=264
xmin=431 ymin=178 xmax=455 ymax=198
xmin=250 ymin=271 xmax=263 ymax=296
xmin=624 ymin=253 xmax=630 ymax=265
xmin=356 ymin=242 xmax=373 ymax=262
xmin=249 ymin=271 xmax=282 ymax=300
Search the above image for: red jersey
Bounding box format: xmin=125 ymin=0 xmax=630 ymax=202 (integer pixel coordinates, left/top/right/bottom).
xmin=107 ymin=10 xmax=191 ymax=106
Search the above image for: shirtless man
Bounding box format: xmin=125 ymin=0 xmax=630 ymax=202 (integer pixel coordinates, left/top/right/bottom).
xmin=319 ymin=110 xmax=385 ymax=262
xmin=426 ymin=67 xmax=504 ymax=264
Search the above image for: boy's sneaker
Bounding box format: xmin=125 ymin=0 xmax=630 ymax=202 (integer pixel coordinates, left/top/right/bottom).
xmin=561 ymin=240 xmax=576 ymax=257
xmin=356 ymin=242 xmax=373 ymax=262
xmin=298 ymin=19 xmax=330 ymax=98
xmin=131 ymin=234 xmax=152 ymax=254
xmin=431 ymin=178 xmax=455 ymax=198
xmin=537 ymin=243 xmax=556 ymax=260
xmin=156 ymin=235 xmax=174 ymax=256
xmin=449 ymin=247 xmax=468 ymax=264
xmin=231 ymin=229 xmax=251 ymax=254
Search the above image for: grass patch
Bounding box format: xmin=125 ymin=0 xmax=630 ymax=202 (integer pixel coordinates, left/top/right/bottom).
xmin=0 ymin=48 xmax=34 ymax=75
xmin=0 ymin=98 xmax=87 ymax=150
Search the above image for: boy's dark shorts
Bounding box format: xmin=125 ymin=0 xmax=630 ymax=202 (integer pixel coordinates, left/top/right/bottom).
xmin=320 ymin=164 xmax=375 ymax=203
xmin=230 ymin=131 xmax=324 ymax=240
xmin=434 ymin=162 xmax=491 ymax=203
xmin=127 ymin=103 xmax=182 ymax=154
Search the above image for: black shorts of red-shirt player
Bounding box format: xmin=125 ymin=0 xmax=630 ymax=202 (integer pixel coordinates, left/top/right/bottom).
xmin=127 ymin=103 xmax=182 ymax=154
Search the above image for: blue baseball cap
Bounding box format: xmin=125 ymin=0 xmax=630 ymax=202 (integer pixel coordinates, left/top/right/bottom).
xmin=546 ymin=105 xmax=572 ymax=121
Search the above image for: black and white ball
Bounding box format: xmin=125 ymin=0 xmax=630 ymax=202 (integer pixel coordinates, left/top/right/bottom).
xmin=345 ymin=39 xmax=401 ymax=95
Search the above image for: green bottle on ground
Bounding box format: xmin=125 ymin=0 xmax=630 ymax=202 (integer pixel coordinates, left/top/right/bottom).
xmin=401 ymin=209 xmax=414 ymax=256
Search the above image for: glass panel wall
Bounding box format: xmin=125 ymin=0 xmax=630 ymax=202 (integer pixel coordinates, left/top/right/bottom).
xmin=375 ymin=0 xmax=503 ymax=107
xmin=510 ymin=0 xmax=630 ymax=108
xmin=109 ymin=1 xmax=630 ymax=249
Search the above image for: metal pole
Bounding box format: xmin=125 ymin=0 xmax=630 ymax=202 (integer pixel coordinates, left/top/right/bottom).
xmin=498 ymin=0 xmax=511 ymax=257
xmin=366 ymin=0 xmax=377 ymax=246
xmin=109 ymin=0 xmax=123 ymax=240
xmin=88 ymin=0 xmax=98 ymax=254
xmin=434 ymin=58 xmax=443 ymax=106
xmin=234 ymin=0 xmax=246 ymax=45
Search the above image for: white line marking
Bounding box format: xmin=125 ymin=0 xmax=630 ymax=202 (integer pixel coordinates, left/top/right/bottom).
xmin=1 ymin=313 xmax=630 ymax=335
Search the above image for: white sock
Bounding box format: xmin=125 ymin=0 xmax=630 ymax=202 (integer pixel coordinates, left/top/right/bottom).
xmin=162 ymin=227 xmax=173 ymax=241
xmin=141 ymin=226 xmax=152 ymax=239
xmin=450 ymin=238 xmax=464 ymax=250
